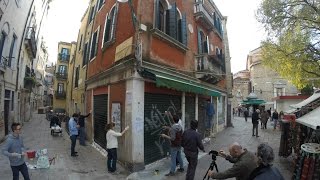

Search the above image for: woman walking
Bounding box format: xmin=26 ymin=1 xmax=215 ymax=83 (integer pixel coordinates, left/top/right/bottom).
xmin=260 ymin=110 xmax=269 ymax=129
xmin=105 ymin=123 xmax=129 ymax=173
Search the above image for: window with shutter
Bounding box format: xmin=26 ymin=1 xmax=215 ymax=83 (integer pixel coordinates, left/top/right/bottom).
xmin=98 ymin=0 xmax=105 ymax=11
xmin=102 ymin=4 xmax=118 ymax=47
xmin=8 ymin=34 xmax=17 ymax=67
xmin=197 ymin=30 xmax=202 ymax=54
xmin=166 ymin=3 xmax=177 ymax=39
xmin=82 ymin=42 xmax=88 ymax=66
xmin=198 ymin=30 xmax=207 ymax=54
xmin=90 ymin=29 xmax=99 ymax=60
xmin=180 ymin=14 xmax=187 ymax=46
xmin=155 ymin=0 xmax=169 ymax=32
xmin=75 ymin=66 xmax=79 ymax=88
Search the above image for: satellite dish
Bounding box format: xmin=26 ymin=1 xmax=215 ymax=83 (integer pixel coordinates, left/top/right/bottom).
xmin=117 ymin=0 xmax=128 ymax=2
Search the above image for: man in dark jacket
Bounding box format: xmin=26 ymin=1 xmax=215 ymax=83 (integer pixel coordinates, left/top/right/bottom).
xmin=248 ymin=143 xmax=284 ymax=180
xmin=208 ymin=142 xmax=256 ymax=180
xmin=78 ymin=110 xmax=92 ymax=146
xmin=272 ymin=110 xmax=279 ymax=130
xmin=181 ymin=120 xmax=205 ymax=180
xmin=252 ymin=109 xmax=260 ymax=137
xmin=161 ymin=115 xmax=184 ymax=176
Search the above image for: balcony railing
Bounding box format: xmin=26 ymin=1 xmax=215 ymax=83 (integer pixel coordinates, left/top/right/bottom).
xmin=194 ymin=0 xmax=223 ymax=36
xmin=58 ymin=53 xmax=70 ymax=62
xmin=195 ymin=54 xmax=224 ymax=83
xmin=55 ymin=91 xmax=66 ymax=99
xmin=56 ymin=72 xmax=68 ymax=80
xmin=25 ymin=27 xmax=37 ymax=58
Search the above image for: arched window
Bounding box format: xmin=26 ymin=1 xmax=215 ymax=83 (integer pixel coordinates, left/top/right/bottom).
xmin=103 ymin=4 xmax=118 ymax=45
xmin=197 ymin=30 xmax=208 ymax=54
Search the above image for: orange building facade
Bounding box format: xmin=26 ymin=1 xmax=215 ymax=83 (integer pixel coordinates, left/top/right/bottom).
xmin=76 ymin=0 xmax=231 ymax=171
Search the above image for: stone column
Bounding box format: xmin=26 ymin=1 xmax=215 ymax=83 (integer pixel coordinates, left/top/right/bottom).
xmin=125 ymin=72 xmax=145 ymax=171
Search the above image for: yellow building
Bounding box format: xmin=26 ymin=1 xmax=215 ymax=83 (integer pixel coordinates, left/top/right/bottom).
xmin=67 ymin=7 xmax=90 ymax=117
xmin=53 ymin=42 xmax=76 ymax=114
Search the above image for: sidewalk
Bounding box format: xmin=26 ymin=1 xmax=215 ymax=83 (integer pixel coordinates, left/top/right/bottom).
xmin=0 ymin=113 xmax=129 ymax=180
xmin=127 ymin=116 xmax=293 ymax=180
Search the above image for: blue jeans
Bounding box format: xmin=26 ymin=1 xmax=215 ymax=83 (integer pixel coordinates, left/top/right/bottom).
xmin=273 ymin=118 xmax=278 ymax=129
xmin=170 ymin=147 xmax=184 ymax=173
xmin=107 ymin=148 xmax=117 ymax=172
xmin=79 ymin=127 xmax=86 ymax=145
xmin=70 ymin=135 xmax=77 ymax=155
xmin=205 ymin=115 xmax=213 ymax=129
xmin=11 ymin=163 xmax=30 ymax=180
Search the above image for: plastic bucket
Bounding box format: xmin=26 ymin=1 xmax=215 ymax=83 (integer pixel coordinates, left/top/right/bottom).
xmin=26 ymin=151 xmax=36 ymax=159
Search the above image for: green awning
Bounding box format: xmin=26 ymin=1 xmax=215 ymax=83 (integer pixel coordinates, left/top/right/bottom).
xmin=241 ymin=99 xmax=266 ymax=105
xmin=150 ymin=71 xmax=221 ymax=97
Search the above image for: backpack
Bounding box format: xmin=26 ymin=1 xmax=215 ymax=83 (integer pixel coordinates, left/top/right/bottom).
xmin=171 ymin=129 xmax=182 ymax=147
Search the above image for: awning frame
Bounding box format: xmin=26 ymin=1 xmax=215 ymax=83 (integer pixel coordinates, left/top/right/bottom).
xmin=144 ymin=69 xmax=221 ymax=97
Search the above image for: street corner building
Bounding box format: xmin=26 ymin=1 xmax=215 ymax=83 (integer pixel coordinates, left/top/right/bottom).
xmin=68 ymin=0 xmax=232 ymax=172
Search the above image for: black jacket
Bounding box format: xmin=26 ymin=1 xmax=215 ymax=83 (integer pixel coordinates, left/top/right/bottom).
xmin=78 ymin=113 xmax=91 ymax=127
xmin=251 ymin=112 xmax=260 ymax=124
xmin=181 ymin=128 xmax=204 ymax=154
xmin=248 ymin=164 xmax=284 ymax=180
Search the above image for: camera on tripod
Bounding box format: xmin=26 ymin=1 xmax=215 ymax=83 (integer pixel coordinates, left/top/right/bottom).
xmin=203 ymin=150 xmax=220 ymax=180
xmin=209 ymin=150 xmax=219 ymax=160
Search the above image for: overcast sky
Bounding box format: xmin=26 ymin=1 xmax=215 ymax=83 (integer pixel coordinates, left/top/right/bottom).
xmin=45 ymin=0 xmax=89 ymax=66
xmin=46 ymin=0 xmax=266 ymax=73
xmin=215 ymin=0 xmax=266 ymax=73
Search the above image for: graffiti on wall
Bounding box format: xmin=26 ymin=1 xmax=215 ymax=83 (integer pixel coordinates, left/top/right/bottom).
xmin=145 ymin=100 xmax=179 ymax=156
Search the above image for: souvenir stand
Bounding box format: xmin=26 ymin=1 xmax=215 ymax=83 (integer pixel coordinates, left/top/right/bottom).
xmin=280 ymin=91 xmax=320 ymax=179
xmin=292 ymin=107 xmax=320 ymax=180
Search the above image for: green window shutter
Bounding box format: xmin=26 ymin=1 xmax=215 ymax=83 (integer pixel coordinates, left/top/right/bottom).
xmin=167 ymin=3 xmax=177 ymax=39
xmin=180 ymin=14 xmax=187 ymax=46
xmin=155 ymin=0 xmax=160 ymax=29
xmin=197 ymin=29 xmax=202 ymax=54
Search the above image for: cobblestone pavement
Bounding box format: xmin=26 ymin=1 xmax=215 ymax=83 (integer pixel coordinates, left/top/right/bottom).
xmin=1 ymin=114 xmax=293 ymax=180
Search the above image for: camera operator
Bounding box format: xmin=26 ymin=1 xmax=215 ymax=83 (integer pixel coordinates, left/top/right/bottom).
xmin=207 ymin=142 xmax=256 ymax=180
xmin=182 ymin=120 xmax=205 ymax=180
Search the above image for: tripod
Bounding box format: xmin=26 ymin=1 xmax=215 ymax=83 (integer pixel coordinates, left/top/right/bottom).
xmin=203 ymin=159 xmax=219 ymax=180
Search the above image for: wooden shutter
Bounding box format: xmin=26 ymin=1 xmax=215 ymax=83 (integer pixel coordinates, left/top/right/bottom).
xmin=167 ymin=3 xmax=177 ymax=39
xmin=155 ymin=0 xmax=160 ymax=29
xmin=181 ymin=14 xmax=187 ymax=46
xmin=197 ymin=29 xmax=202 ymax=54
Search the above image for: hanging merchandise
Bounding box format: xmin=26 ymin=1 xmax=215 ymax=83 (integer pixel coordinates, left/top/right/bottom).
xmin=292 ymin=143 xmax=320 ymax=180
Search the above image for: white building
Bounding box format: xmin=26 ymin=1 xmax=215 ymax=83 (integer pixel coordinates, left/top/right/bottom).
xmin=17 ymin=0 xmax=52 ymax=123
xmin=0 ymin=0 xmax=34 ymax=140
xmin=0 ymin=0 xmax=52 ymax=141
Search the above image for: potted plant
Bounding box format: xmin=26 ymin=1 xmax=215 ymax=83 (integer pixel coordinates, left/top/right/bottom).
xmin=24 ymin=77 xmax=36 ymax=91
